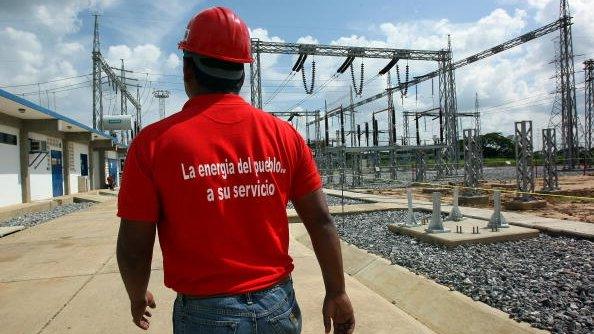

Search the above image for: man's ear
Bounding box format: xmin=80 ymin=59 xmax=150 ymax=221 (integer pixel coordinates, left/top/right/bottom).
xmin=182 ymin=58 xmax=194 ymax=83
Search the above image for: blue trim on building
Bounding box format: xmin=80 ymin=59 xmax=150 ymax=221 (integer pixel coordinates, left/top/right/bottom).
xmin=0 ymin=88 xmax=112 ymax=140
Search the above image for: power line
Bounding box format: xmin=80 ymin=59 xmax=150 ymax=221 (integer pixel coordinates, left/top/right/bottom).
xmin=17 ymin=80 xmax=92 ymax=96
xmin=0 ymin=74 xmax=92 ymax=89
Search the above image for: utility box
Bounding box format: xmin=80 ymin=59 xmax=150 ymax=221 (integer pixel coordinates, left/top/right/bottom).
xmin=78 ymin=176 xmax=89 ymax=193
xmin=101 ymin=115 xmax=133 ymax=131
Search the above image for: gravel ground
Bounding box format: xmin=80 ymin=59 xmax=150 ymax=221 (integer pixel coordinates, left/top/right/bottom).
xmin=1 ymin=202 xmax=94 ymax=228
xmin=286 ymin=194 xmax=365 ymax=210
xmin=334 ymin=210 xmax=594 ymax=334
xmin=321 ymin=166 xmax=585 ymax=190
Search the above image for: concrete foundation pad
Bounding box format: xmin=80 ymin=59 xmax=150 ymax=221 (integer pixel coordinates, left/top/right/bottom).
xmin=0 ymin=226 xmax=24 ymax=238
xmin=421 ymin=187 xmax=450 ymax=194
xmin=388 ymin=218 xmax=539 ymax=247
xmin=459 ymin=195 xmax=489 ymax=206
xmin=482 ymin=182 xmax=516 ymax=190
xmin=504 ymin=199 xmax=547 ymax=211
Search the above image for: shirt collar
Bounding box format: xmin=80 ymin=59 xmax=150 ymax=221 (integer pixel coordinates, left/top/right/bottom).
xmin=181 ymin=93 xmax=247 ymax=112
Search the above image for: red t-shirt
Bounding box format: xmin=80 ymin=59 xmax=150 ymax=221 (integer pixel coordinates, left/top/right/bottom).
xmin=117 ymin=94 xmax=321 ymax=296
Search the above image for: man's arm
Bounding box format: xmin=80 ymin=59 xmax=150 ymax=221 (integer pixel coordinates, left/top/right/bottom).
xmin=293 ymin=189 xmax=355 ymax=334
xmin=116 ymin=219 xmax=157 ymax=330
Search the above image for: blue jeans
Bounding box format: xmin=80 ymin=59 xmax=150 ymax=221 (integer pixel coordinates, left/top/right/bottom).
xmin=173 ymin=279 xmax=302 ymax=334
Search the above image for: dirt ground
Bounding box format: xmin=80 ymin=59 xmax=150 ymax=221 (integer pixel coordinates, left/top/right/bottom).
xmin=360 ymin=174 xmax=594 ymax=224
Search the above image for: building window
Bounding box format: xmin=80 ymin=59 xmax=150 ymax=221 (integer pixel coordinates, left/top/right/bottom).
xmin=0 ymin=132 xmax=17 ymax=145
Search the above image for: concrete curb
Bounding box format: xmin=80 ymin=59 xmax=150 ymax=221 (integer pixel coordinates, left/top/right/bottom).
xmin=0 ymin=191 xmax=114 ymax=223
xmin=291 ymin=223 xmax=548 ymax=334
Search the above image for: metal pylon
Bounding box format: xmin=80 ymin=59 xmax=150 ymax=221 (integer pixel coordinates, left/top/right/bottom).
xmin=585 ymin=59 xmax=594 ymax=167
xmin=92 ymin=14 xmax=103 ymax=130
xmin=250 ymin=39 xmax=263 ymax=109
xmin=463 ymin=128 xmax=481 ymax=193
xmin=438 ymin=36 xmax=458 ymax=176
xmin=415 ymin=150 xmax=427 ymax=183
xmin=548 ymin=0 xmax=579 ymax=169
xmin=515 ymin=121 xmax=535 ymax=200
xmin=542 ymin=128 xmax=559 ymax=191
xmin=387 ymin=72 xmax=397 ymax=180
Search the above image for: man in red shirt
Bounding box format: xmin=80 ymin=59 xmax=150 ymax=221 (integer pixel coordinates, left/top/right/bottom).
xmin=116 ymin=7 xmax=355 ymax=334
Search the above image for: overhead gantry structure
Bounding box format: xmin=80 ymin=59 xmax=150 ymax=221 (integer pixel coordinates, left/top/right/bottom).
xmin=249 ymin=40 xmax=447 ymax=110
xmin=316 ymin=14 xmax=574 ymax=171
xmin=250 ymin=0 xmax=581 ymax=186
xmin=249 ymin=40 xmax=459 ymax=177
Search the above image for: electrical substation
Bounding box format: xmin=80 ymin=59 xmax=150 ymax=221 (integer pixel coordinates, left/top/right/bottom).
xmin=0 ymin=1 xmax=593 ymax=334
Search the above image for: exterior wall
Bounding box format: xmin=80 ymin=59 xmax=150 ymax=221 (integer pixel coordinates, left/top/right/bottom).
xmin=29 ymin=132 xmax=61 ymax=201
xmin=0 ymin=124 xmax=21 ymax=206
xmin=92 ymin=150 xmax=101 ymax=189
xmin=68 ymin=142 xmax=89 ymax=194
xmin=106 ymin=150 xmax=117 ymax=160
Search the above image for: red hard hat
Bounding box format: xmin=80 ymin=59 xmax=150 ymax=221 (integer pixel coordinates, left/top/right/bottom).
xmin=178 ymin=7 xmax=253 ymax=63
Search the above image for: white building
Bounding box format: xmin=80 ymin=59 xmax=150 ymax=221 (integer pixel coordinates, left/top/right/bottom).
xmin=0 ymin=88 xmax=122 ymax=207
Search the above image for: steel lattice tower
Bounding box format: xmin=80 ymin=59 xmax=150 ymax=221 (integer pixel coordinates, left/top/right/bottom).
xmin=584 ymin=59 xmax=594 ymax=165
xmin=92 ymin=14 xmax=103 ymax=130
xmin=515 ymin=121 xmax=535 ymax=200
xmin=549 ymin=0 xmax=579 ymax=169
xmin=439 ymin=35 xmax=459 ymax=176
xmin=153 ymin=90 xmax=170 ymax=119
xmin=542 ymin=128 xmax=559 ymax=191
xmin=463 ymin=129 xmax=480 ymax=192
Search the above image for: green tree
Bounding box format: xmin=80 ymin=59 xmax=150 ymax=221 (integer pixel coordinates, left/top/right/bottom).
xmin=480 ymin=132 xmax=515 ymax=158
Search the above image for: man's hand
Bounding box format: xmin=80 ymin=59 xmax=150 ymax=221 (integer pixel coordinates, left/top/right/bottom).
xmin=130 ymin=290 xmax=157 ymax=330
xmin=292 ymin=190 xmax=355 ymax=333
xmin=117 ymin=219 xmax=156 ymax=330
xmin=323 ymin=292 xmax=355 ymax=334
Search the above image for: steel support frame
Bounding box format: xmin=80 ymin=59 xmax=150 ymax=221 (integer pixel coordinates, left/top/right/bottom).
xmin=515 ymin=121 xmax=535 ymax=199
xmin=250 ymin=41 xmax=263 ymax=109
xmin=584 ymin=59 xmax=594 ymax=167
xmin=438 ymin=45 xmax=458 ymax=176
xmin=557 ymin=2 xmax=579 ymax=170
xmin=463 ymin=128 xmax=481 ymax=193
xmin=91 ymin=15 xmax=141 ymax=139
xmin=542 ymin=128 xmax=559 ymax=191
xmin=415 ymin=150 xmax=427 ymax=182
xmin=387 ymin=72 xmax=397 ymax=180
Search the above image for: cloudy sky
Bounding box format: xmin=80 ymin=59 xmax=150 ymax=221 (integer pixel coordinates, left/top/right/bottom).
xmin=0 ymin=0 xmax=593 ymax=147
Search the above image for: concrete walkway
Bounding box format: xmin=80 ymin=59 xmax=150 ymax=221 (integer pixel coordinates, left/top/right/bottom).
xmin=0 ymin=199 xmax=435 ymax=334
xmin=324 ymin=188 xmax=594 ymax=240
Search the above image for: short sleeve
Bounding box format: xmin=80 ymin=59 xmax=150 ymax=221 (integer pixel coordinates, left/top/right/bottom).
xmin=117 ymin=137 xmax=160 ymax=223
xmin=290 ymin=133 xmax=322 ymax=200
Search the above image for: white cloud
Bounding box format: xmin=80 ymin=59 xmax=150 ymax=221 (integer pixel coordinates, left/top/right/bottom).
xmin=107 ymin=44 xmax=162 ymax=70
xmin=165 ymin=53 xmax=181 ymax=69
xmin=0 ymin=0 xmax=590 ymax=144
xmin=297 ymin=35 xmax=319 ymax=44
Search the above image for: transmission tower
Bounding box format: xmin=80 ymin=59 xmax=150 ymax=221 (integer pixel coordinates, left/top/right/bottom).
xmin=549 ymin=0 xmax=579 ymax=169
xmin=585 ymin=59 xmax=594 ymax=165
xmin=92 ymin=14 xmax=103 ymax=130
xmin=91 ymin=14 xmax=141 ymax=144
xmin=153 ymin=90 xmax=170 ymax=119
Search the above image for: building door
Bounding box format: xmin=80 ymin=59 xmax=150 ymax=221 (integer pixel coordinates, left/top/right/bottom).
xmin=80 ymin=153 xmax=88 ymax=176
xmin=51 ymin=150 xmax=64 ymax=197
xmin=108 ymin=159 xmax=118 ymax=187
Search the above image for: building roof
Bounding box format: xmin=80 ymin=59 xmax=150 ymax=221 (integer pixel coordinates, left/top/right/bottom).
xmin=0 ymin=88 xmax=113 ymax=141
